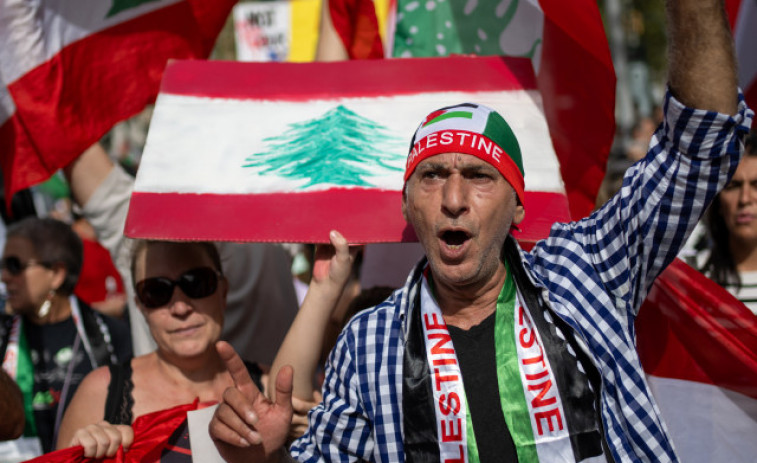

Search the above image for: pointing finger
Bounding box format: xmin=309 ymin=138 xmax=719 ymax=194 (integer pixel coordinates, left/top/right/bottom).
xmin=216 ymin=341 xmax=259 ymax=398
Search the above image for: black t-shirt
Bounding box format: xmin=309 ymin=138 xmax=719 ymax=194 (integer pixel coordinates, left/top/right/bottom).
xmin=448 ymin=312 xmax=518 ymax=462
xmin=24 ymin=311 xmax=131 ymax=453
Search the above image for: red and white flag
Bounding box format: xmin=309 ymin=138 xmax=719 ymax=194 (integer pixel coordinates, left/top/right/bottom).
xmin=326 ymin=0 xmax=616 ymax=220
xmin=0 ymin=0 xmax=235 ymax=206
xmin=637 ymin=259 xmax=757 ymax=463
xmin=125 ymin=56 xmax=570 ymax=244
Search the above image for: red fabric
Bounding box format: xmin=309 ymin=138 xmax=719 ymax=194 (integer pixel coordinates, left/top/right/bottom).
xmin=725 ymin=0 xmax=742 ymax=29
xmin=74 ymin=239 xmax=125 ymax=305
xmin=746 ymin=84 xmax=757 ymax=116
xmin=637 ymin=259 xmax=757 ymax=400
xmin=0 ymin=0 xmax=235 ymax=208
xmin=157 ymin=55 xmax=535 ymax=100
xmin=26 ymin=401 xmax=202 ymax=463
xmin=536 ymin=0 xmax=616 ymax=220
xmin=327 ymin=0 xmax=384 ymax=59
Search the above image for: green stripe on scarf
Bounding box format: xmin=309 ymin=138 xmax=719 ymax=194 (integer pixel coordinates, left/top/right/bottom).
xmin=465 ymin=393 xmax=480 ymax=462
xmin=496 ymin=261 xmax=538 ymax=463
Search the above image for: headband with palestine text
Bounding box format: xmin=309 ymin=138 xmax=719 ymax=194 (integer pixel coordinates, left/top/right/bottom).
xmin=404 ymin=103 xmax=525 ymax=206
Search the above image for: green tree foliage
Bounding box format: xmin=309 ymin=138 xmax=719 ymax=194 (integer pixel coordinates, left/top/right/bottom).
xmin=243 ymin=105 xmax=406 ymax=189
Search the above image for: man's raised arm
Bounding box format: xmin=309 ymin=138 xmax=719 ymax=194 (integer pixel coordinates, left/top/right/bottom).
xmin=667 ymin=0 xmax=738 ymax=114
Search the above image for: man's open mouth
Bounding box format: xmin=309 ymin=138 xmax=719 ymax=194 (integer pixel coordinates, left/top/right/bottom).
xmin=441 ymin=230 xmax=470 ymax=249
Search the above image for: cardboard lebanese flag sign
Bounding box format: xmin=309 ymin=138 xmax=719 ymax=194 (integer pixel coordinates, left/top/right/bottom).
xmin=125 ymin=56 xmax=570 ymax=243
xmin=637 ymin=259 xmax=757 ymax=463
xmin=0 ymin=0 xmax=234 ymax=205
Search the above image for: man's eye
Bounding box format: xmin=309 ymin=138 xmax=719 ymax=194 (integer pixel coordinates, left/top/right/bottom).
xmin=724 ymin=182 xmax=739 ymax=190
xmin=422 ymin=171 xmax=440 ymax=179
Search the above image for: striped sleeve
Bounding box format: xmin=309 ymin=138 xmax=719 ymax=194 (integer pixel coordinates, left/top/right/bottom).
xmin=538 ymin=90 xmax=753 ymax=326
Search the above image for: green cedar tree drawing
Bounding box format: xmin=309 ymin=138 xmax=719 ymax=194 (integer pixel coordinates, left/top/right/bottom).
xmin=242 ymin=105 xmax=406 ymax=189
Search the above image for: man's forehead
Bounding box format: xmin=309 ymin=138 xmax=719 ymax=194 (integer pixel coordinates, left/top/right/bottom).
xmin=415 ymin=152 xmax=501 ymax=171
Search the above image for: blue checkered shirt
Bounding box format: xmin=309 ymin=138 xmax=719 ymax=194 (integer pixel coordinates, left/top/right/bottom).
xmin=290 ymin=91 xmax=753 ymax=462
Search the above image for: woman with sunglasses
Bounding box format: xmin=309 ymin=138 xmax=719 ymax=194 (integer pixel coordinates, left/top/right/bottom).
xmin=0 ymin=217 xmax=132 ymax=460
xmin=54 ymin=239 xmax=267 ymax=458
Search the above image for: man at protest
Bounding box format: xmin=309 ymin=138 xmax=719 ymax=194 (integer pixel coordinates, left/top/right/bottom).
xmin=209 ymin=0 xmax=753 ymax=460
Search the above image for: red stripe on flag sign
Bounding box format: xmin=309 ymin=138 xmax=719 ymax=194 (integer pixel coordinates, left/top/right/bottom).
xmin=125 ymin=190 xmax=569 ymax=244
xmin=158 ymin=56 xmax=538 ymax=100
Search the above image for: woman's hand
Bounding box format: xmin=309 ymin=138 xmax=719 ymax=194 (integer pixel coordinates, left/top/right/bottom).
xmin=70 ymin=420 xmax=134 ymax=458
xmin=310 ymin=230 xmax=355 ymax=292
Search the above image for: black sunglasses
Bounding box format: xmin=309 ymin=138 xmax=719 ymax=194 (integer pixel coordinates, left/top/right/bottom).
xmin=0 ymin=256 xmax=48 ymax=276
xmin=135 ymin=267 xmax=221 ymax=309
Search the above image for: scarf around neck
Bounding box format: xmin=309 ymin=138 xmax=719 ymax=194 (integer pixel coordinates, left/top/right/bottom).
xmin=402 ymin=238 xmax=611 ymax=463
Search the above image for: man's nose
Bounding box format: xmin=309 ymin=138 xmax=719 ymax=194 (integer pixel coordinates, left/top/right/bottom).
xmin=441 ymin=174 xmax=468 ymax=217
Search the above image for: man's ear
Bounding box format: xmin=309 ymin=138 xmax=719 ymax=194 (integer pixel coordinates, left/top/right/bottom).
xmin=401 ymin=187 xmax=409 ymax=222
xmin=513 ymin=204 xmax=525 ymax=225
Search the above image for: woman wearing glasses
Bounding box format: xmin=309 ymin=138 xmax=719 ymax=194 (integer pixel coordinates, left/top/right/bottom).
xmin=52 ymin=239 xmax=252 ymax=458
xmin=55 ymin=233 xmax=352 ymax=459
xmin=690 ymin=130 xmax=757 ymax=314
xmin=0 ymin=217 xmax=131 ymax=459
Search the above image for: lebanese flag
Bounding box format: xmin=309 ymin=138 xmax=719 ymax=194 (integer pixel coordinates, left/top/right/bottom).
xmin=637 ymin=259 xmax=757 ymax=462
xmin=327 ymin=0 xmax=615 ymax=220
xmin=732 ymin=0 xmax=757 ymax=109
xmin=0 ymin=0 xmax=235 ymax=207
xmin=125 ymin=56 xmax=570 ymax=244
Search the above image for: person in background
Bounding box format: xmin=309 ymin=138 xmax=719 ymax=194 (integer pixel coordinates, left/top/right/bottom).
xmin=56 ymin=233 xmax=359 ymax=459
xmin=697 ymin=130 xmax=757 ymax=314
xmin=65 ymin=143 xmax=299 ymax=370
xmin=56 ymin=239 xmax=264 ymax=458
xmin=0 ymin=217 xmax=131 ymax=459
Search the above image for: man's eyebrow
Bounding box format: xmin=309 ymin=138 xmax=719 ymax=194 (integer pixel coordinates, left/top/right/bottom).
xmin=459 ymin=163 xmax=498 ymax=173
xmin=417 ymin=162 xmax=447 ymax=171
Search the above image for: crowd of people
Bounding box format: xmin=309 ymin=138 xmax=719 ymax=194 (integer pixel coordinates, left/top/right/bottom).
xmin=0 ymin=0 xmax=754 ymax=462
